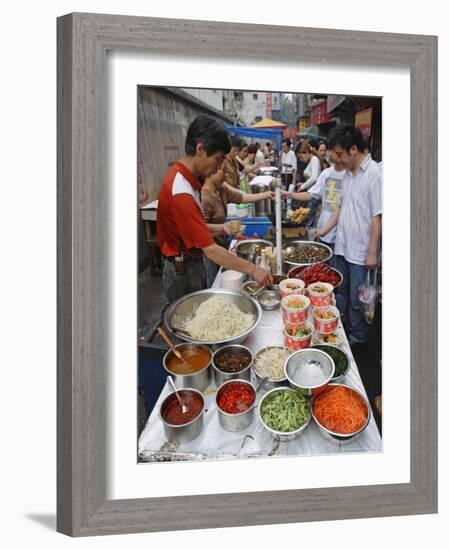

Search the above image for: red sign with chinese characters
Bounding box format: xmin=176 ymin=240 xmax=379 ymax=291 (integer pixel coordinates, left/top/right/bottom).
xmin=266 ymin=93 xmax=272 ymax=119
xmin=355 ymin=107 xmax=373 ymax=140
xmin=310 ymin=101 xmax=331 ymax=126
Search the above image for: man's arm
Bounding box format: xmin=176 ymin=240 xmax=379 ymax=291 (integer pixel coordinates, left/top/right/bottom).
xmin=203 ymin=243 xmax=272 ymax=286
xmin=365 ymin=214 xmax=382 ymax=269
xmin=315 ymin=205 xmax=341 ymax=238
xmin=284 ymin=190 xmax=312 ymax=202
xmin=206 ymin=223 xmax=226 ymax=238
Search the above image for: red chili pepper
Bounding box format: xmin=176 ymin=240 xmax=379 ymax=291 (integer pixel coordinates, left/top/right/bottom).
xmin=218 ymin=383 xmax=255 ymax=414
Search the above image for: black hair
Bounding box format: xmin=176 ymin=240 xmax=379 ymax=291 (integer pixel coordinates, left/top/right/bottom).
xmin=282 ymin=138 xmax=291 ymax=147
xmin=230 ymin=135 xmax=243 ymax=149
xmin=184 ymin=115 xmax=231 ymax=156
xmin=247 ymin=143 xmax=258 ymax=155
xmin=328 ymin=124 xmax=367 ymax=153
xmin=318 ymin=140 xmax=327 ymax=149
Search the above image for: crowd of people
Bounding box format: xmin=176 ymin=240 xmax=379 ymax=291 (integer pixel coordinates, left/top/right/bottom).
xmin=156 ymin=114 xmax=382 ymax=348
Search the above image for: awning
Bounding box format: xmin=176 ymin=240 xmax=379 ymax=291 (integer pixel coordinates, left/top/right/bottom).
xmin=251 ymin=117 xmax=287 ymax=129
xmin=227 ymin=126 xmax=284 ymax=150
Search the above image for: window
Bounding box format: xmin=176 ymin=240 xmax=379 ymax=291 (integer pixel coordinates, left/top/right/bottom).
xmin=253 ymin=93 xmax=258 ymax=100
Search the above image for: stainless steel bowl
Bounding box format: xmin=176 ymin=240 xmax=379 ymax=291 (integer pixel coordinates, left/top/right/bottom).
xmin=253 ymin=345 xmax=291 ymax=390
xmin=269 ymin=274 xmax=287 ymax=291
xmin=242 ymin=280 xmax=263 ymax=297
xmin=159 ymin=388 xmax=205 ymax=444
xmin=311 ymin=383 xmax=371 ymax=445
xmin=258 ymin=387 xmax=311 ymax=441
xmin=212 ymin=344 xmax=253 ymax=386
xmin=163 ymin=343 xmax=212 ymax=392
xmin=216 ymin=379 xmax=256 ymax=432
xmin=288 ymin=264 xmax=343 ymax=291
xmin=164 ymin=288 xmax=262 ymax=347
xmin=285 ymin=348 xmax=335 ymax=391
xmin=234 ymin=239 xmax=272 ymax=263
xmin=257 ymin=289 xmax=281 ymax=310
xmin=283 ymin=241 xmax=333 ymax=270
xmin=311 ymin=344 xmax=351 ymax=383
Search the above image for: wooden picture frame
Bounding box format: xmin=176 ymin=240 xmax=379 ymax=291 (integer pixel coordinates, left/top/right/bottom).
xmin=57 ymin=12 xmax=437 ymax=536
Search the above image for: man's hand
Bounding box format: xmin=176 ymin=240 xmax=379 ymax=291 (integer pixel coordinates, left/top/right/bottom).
xmin=314 ymin=228 xmax=325 ymax=239
xmin=264 ymin=191 xmax=276 ymax=200
xmin=365 ymin=253 xmax=378 ymax=270
xmin=222 ymin=222 xmax=232 ymax=236
xmin=251 ymin=266 xmax=273 ymax=287
xmin=281 ymin=190 xmax=292 ymax=199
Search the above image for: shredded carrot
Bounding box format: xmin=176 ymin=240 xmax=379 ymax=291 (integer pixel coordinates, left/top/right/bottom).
xmin=313 ymin=386 xmax=367 ymax=434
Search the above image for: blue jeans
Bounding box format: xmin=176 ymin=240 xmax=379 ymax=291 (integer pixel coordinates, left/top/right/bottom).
xmin=334 ymin=255 xmax=369 ymax=344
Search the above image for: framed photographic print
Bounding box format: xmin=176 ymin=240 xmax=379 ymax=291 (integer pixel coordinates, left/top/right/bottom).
xmin=57 ymin=13 xmax=437 ymax=536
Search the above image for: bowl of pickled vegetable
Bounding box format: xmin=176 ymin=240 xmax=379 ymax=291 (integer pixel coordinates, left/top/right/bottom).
xmin=258 ymin=387 xmax=311 ymax=441
xmin=311 ymin=344 xmax=350 ymax=382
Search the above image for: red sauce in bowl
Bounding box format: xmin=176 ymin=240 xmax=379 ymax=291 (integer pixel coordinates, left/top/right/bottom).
xmin=162 ymin=390 xmax=203 ymax=425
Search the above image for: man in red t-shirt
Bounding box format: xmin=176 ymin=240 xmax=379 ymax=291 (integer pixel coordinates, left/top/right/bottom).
xmin=157 ymin=115 xmax=272 ymax=302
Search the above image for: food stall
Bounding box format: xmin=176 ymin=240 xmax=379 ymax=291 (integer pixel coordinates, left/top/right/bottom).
xmin=138 ymin=239 xmax=382 ymax=462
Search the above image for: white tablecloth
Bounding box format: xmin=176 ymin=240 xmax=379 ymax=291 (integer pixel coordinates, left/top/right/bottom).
xmin=138 ymin=272 xmax=382 ymax=462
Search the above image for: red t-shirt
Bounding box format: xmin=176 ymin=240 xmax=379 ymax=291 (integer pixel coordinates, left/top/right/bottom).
xmin=157 ymin=161 xmax=214 ymax=257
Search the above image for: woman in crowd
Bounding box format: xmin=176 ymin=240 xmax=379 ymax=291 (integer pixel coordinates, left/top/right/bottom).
xmin=287 ymin=141 xmax=322 ymax=223
xmin=296 ymin=141 xmax=322 ymax=191
xmin=317 ymin=140 xmax=331 ymax=170
xmin=237 ymin=143 xmax=267 ymax=178
xmin=222 ymin=135 xmax=243 ymax=188
xmin=201 ymin=168 xmax=274 ymax=285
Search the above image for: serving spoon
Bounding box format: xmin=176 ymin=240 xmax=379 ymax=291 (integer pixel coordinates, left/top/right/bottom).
xmin=157 ymin=326 xmax=189 ymax=368
xmin=167 ymin=375 xmax=188 ymax=414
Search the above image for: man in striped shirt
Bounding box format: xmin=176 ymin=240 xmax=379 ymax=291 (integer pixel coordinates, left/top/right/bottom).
xmin=315 ymin=125 xmax=382 ymax=346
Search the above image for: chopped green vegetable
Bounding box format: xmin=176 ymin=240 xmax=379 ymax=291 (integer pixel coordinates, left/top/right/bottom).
xmin=313 ymin=345 xmax=348 ymax=378
xmin=260 ymin=389 xmax=310 ymax=432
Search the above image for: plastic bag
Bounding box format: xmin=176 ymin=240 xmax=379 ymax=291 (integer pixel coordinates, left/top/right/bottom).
xmin=358 ymin=268 xmax=379 ymax=324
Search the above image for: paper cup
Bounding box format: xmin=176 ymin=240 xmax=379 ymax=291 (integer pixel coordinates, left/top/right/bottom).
xmin=279 ymin=278 xmax=305 ymax=298
xmin=312 ymin=306 xmax=340 ymax=334
xmin=283 ymin=321 xmax=313 ymax=351
xmin=307 ymin=282 xmax=334 ymax=307
xmin=281 ymin=294 xmax=310 ymax=324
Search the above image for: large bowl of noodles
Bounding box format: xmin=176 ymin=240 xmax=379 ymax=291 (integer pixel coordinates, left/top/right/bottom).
xmin=164 ymin=289 xmax=262 ymax=346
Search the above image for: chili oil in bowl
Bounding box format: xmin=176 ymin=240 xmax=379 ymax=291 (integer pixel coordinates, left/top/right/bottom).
xmin=159 ymin=388 xmax=205 ymax=444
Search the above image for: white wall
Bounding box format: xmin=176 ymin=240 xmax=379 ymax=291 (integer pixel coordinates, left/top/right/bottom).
xmin=182 ymin=88 xmax=224 ymax=111
xmin=1 ymin=1 xmax=446 ymax=549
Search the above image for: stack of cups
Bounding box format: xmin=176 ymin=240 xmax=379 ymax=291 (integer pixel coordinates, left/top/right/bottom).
xmin=281 ymin=294 xmax=312 ymax=350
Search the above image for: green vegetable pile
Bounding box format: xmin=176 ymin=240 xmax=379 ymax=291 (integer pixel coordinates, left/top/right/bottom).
xmin=313 ymin=345 xmax=348 ymax=378
xmin=260 ymin=389 xmax=310 ymax=432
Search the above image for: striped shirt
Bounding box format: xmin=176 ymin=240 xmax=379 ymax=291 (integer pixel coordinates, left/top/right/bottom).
xmin=334 ymin=155 xmax=382 ymax=265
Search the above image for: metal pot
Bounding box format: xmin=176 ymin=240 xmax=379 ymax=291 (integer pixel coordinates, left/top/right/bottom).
xmin=212 ymin=344 xmax=253 ymax=386
xmin=163 ymin=343 xmax=212 ymax=392
xmin=234 ymin=239 xmax=272 ymax=263
xmin=284 ymin=348 xmax=335 ymax=393
xmin=252 ymin=346 xmax=291 ymax=390
xmin=282 ymin=240 xmax=333 ymax=272
xmin=216 ymin=379 xmax=256 ymax=432
xmin=164 ymin=288 xmax=262 ymax=347
xmin=159 ymin=389 xmax=205 ymax=444
xmin=258 ymin=387 xmax=311 ymax=442
xmin=311 ymin=383 xmax=371 ymax=445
